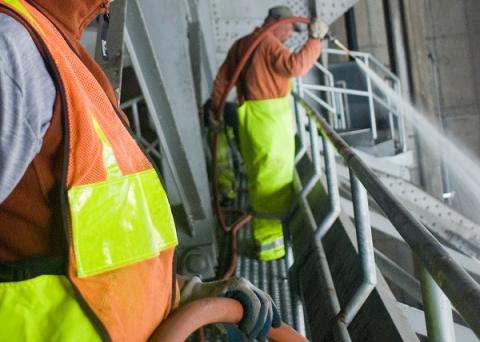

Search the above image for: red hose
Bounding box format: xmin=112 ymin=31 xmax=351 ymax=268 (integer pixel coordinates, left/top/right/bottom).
xmin=211 ymin=17 xmax=312 ymax=279
xmin=149 ymin=297 xmax=309 ymax=342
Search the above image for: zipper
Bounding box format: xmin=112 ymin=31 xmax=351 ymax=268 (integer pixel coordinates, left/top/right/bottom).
xmin=100 ymin=1 xmax=111 ymax=60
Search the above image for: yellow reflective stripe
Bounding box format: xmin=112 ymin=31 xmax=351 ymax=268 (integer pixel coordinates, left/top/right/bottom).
xmin=0 ymin=275 xmax=100 ymax=340
xmin=3 ymin=0 xmax=45 ymax=35
xmin=258 ymin=245 xmax=285 ymax=261
xmin=68 ymin=169 xmax=178 ymax=277
xmin=89 ymin=113 xmax=123 ymax=179
xmin=252 ymin=217 xmax=286 ymax=261
xmin=258 ymin=237 xmax=284 ymax=252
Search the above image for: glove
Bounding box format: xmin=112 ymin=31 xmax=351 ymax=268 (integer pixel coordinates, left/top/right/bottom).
xmin=180 ymin=276 xmax=281 ymax=340
xmin=308 ymin=17 xmax=329 ymax=39
xmin=216 ymin=324 xmax=248 ymax=342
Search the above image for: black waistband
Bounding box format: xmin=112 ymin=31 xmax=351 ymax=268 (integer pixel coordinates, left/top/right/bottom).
xmin=0 ymin=256 xmax=66 ymax=282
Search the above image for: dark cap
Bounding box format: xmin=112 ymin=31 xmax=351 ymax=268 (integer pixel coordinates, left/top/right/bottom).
xmin=267 ymin=5 xmax=303 ymax=32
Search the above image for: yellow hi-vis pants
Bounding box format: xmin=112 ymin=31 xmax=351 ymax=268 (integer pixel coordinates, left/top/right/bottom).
xmin=237 ymin=95 xmax=294 ymax=261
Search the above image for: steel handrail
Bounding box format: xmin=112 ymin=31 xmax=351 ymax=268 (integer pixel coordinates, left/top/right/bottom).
xmin=308 ymin=48 xmax=406 ymax=150
xmin=292 ymin=92 xmax=480 ymax=338
xmin=324 ymin=48 xmax=401 ymax=85
xmin=301 ymin=84 xmax=402 ymax=118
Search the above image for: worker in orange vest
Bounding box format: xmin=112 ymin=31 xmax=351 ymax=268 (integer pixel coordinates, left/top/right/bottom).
xmin=0 ymin=0 xmax=280 ymax=340
xmin=210 ymin=6 xmax=329 ymax=261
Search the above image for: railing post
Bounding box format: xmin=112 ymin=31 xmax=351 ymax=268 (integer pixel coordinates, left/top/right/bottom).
xmin=299 ymin=118 xmax=321 ymax=199
xmin=131 ymin=99 xmax=141 ymax=137
xmin=420 ymin=266 xmax=456 ymax=342
xmin=337 ymin=170 xmax=376 ymax=326
xmin=294 ymin=78 xmax=308 ymax=164
xmin=315 ymin=136 xmax=340 ymax=239
xmin=365 ymin=57 xmax=378 ymax=140
xmin=394 ymin=81 xmax=408 ymax=152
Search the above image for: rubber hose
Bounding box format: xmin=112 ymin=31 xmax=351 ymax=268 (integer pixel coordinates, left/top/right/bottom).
xmin=149 ymin=297 xmax=309 ymax=342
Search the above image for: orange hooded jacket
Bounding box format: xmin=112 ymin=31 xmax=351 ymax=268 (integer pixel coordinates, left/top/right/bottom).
xmin=210 ymin=28 xmax=321 ymax=113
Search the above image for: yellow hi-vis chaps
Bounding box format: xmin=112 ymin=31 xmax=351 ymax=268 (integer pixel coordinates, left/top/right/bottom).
xmin=215 ymin=129 xmax=236 ymax=202
xmin=237 ymin=96 xmax=294 ymax=261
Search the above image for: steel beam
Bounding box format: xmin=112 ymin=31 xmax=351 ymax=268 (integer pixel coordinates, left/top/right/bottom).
xmin=340 ymin=196 xmax=480 ymax=278
xmin=375 ymin=249 xmax=422 ymax=303
xmin=311 ymin=0 xmax=360 ymax=24
xmin=376 ymin=172 xmax=480 ymax=259
xmin=125 ymin=0 xmax=212 ymax=223
xmin=124 ymin=0 xmax=217 ymax=277
xmin=336 ymin=160 xmax=480 ymax=259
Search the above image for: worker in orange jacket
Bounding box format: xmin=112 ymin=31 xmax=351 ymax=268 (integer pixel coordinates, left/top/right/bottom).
xmin=0 ymin=0 xmax=280 ymax=340
xmin=210 ymin=6 xmax=329 ymax=261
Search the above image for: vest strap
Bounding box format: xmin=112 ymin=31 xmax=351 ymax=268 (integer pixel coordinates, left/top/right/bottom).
xmin=0 ymin=256 xmax=66 ymax=282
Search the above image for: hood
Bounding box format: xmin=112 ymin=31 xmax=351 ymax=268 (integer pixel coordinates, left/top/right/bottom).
xmin=26 ymin=0 xmax=119 ymax=106
xmin=28 ymin=0 xmax=109 ymax=40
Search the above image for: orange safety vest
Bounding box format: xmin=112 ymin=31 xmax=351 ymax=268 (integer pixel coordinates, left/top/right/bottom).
xmin=0 ymin=1 xmax=179 ymax=340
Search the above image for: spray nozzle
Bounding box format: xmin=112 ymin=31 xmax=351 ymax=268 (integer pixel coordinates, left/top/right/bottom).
xmin=324 ymin=32 xmax=336 ymax=43
xmin=323 ymin=34 xmax=359 ymax=61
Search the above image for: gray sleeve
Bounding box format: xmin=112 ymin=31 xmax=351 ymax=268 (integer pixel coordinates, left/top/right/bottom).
xmin=0 ymin=14 xmax=56 ymax=203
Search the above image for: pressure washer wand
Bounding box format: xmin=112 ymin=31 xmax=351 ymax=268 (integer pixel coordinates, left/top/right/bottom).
xmin=325 ymin=32 xmax=360 ymax=62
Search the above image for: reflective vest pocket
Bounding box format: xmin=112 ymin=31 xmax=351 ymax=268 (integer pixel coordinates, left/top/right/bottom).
xmin=68 ymin=169 xmax=178 ymax=277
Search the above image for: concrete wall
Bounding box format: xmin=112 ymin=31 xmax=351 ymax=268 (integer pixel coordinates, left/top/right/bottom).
xmin=329 ymin=1 xmax=390 ymax=66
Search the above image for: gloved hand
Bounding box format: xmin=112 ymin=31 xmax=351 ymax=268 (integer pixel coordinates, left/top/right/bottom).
xmin=202 ymin=99 xmax=223 ymax=132
xmin=308 ymin=17 xmax=329 ymax=39
xmin=180 ymin=276 xmax=281 ymax=340
xmin=216 ymin=324 xmax=248 ymax=342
